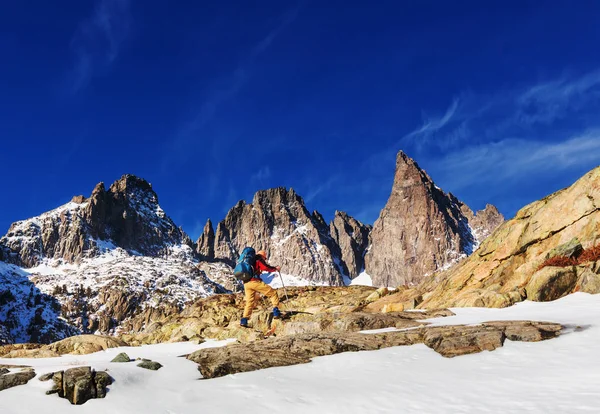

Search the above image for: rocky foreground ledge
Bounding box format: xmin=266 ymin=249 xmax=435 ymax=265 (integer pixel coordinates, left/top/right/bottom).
xmin=188 ymin=320 xmax=562 ymax=379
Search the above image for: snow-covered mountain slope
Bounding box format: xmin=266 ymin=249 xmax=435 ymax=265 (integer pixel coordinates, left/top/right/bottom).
xmin=0 ymin=262 xmax=78 ymax=344
xmin=23 ymin=246 xmax=227 ymax=337
xmin=1 ymin=293 xmax=598 ymax=413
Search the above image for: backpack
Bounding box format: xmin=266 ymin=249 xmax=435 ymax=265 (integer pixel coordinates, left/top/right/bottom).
xmin=233 ymin=247 xmax=256 ymax=283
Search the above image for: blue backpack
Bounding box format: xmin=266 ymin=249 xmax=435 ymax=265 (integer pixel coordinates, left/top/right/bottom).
xmin=234 ymin=247 xmax=256 ymax=283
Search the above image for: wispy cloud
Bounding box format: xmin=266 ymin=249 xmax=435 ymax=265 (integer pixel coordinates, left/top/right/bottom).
xmin=250 ymin=166 xmax=272 ymax=188
xmin=401 ymin=98 xmax=461 ymax=149
xmin=67 ymin=0 xmax=131 ymax=93
xmin=396 ymin=69 xmax=600 ymax=155
xmin=515 ymin=70 xmax=600 ymax=126
xmin=304 ymin=174 xmax=341 ymax=204
xmin=430 ymin=132 xmax=600 ymax=192
xmin=161 ymin=5 xmax=302 ymax=171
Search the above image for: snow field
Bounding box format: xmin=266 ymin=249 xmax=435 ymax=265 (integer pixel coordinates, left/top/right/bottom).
xmin=1 ymin=293 xmax=599 ymax=413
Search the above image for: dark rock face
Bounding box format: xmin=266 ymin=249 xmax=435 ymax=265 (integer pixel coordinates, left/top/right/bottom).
xmin=45 ymin=366 xmax=113 ymax=405
xmin=196 ymin=219 xmax=215 ymax=260
xmin=365 ymin=151 xmax=503 ymax=287
xmin=330 ymin=211 xmax=371 ymax=279
xmin=0 ymin=174 xmax=190 ymax=268
xmin=0 ymin=368 xmax=36 ymax=392
xmin=211 ymin=188 xmax=346 ymax=285
xmin=188 ymin=320 xmax=561 ymax=379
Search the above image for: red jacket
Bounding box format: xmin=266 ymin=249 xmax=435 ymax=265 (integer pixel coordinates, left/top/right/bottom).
xmin=254 ymin=257 xmax=278 ymax=275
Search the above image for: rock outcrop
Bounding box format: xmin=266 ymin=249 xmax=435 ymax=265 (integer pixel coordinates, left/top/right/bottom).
xmin=188 ymin=320 xmax=561 ymax=378
xmin=45 ymin=335 xmax=128 ymax=355
xmin=137 ymin=360 xmax=162 ymax=370
xmin=365 ymin=151 xmax=504 ymax=287
xmin=330 ymin=211 xmax=371 ymax=279
xmin=210 ymin=188 xmax=346 ymax=285
xmin=0 ymin=368 xmax=36 ymax=392
xmin=111 ymin=352 xmax=131 ymax=362
xmin=42 ymin=367 xmax=113 ymax=405
xmin=0 ymin=335 xmax=127 ymax=358
xmin=374 ymin=165 xmax=600 ymax=309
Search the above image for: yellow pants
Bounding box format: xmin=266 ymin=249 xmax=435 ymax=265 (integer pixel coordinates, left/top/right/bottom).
xmin=243 ymin=279 xmax=280 ymax=318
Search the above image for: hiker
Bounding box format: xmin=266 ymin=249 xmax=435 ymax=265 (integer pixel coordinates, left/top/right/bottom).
xmin=239 ymin=249 xmax=281 ymax=327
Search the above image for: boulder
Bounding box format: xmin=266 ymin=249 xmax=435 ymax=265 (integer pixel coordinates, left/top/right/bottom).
xmin=546 ymin=238 xmax=583 ymax=260
xmin=137 ymin=360 xmax=162 ymax=371
xmin=526 ymin=266 xmax=578 ymax=301
xmin=46 ymin=367 xmax=113 ymax=405
xmin=111 ymin=352 xmax=131 ymax=363
xmin=0 ymin=368 xmax=36 ymax=392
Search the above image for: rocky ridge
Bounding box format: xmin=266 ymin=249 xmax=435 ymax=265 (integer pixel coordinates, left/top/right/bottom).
xmin=199 ymin=188 xmax=350 ymax=285
xmin=0 ymin=152 xmax=504 ymax=344
xmin=366 ymin=165 xmax=600 ymax=311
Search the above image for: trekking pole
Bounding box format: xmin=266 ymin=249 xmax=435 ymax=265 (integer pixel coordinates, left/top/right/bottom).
xmin=278 ymin=271 xmax=290 ymax=303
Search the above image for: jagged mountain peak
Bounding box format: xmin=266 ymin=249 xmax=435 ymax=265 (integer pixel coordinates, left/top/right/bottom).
xmin=109 ymin=174 xmax=155 ymax=194
xmin=196 ymin=219 xmax=215 ymax=260
xmin=330 ymin=211 xmax=371 ymax=280
xmin=251 ymin=186 xmax=303 ymax=208
xmin=212 ymin=186 xmax=345 ymax=285
xmin=365 ymin=150 xmax=503 ymax=287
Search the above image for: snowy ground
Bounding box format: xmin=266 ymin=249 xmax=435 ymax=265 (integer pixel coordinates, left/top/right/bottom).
xmin=1 ymin=293 xmax=599 ymax=413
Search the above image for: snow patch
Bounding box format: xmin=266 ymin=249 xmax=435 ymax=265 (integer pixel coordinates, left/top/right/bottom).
xmin=350 ymin=271 xmax=373 ymax=286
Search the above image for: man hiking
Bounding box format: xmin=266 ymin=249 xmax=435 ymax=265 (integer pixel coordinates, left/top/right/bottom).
xmin=238 ymin=249 xmax=281 ymax=328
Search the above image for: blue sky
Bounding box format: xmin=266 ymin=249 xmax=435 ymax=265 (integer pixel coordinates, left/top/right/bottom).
xmin=2 ymin=1 xmax=600 ymax=240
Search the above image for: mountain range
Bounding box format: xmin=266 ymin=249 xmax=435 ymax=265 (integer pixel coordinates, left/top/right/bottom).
xmin=0 ymin=150 xmax=504 ymax=344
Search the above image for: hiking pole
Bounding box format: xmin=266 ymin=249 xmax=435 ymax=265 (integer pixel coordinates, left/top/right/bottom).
xmin=278 ymin=271 xmax=290 ymax=303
